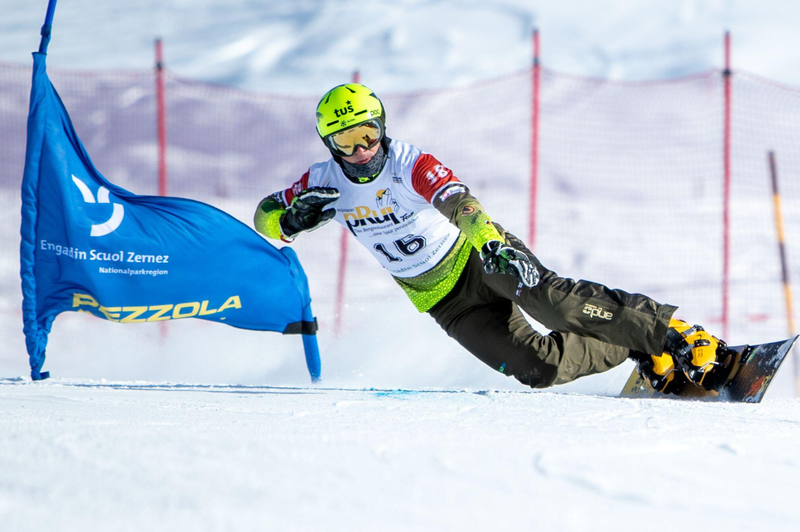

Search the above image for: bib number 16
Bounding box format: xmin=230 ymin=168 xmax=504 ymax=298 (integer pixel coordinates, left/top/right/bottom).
xmin=374 ymin=234 xmax=427 ymax=263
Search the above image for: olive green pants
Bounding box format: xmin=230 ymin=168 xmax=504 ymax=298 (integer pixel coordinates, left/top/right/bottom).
xmin=427 ymin=231 xmax=677 ymax=389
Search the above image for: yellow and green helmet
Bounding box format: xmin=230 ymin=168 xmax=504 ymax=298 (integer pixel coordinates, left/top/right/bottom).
xmin=316 ymin=83 xmax=386 ymax=156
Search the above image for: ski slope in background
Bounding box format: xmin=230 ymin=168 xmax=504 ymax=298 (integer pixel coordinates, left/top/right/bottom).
xmin=2 ymin=0 xmax=800 ymax=94
xmin=2 ymin=2 xmax=800 ymax=531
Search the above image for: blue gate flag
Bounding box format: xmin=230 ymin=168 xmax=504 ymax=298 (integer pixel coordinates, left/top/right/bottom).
xmin=20 ymin=52 xmax=321 ymax=381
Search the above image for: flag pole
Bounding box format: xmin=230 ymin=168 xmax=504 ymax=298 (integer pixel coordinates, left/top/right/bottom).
xmin=38 ymin=0 xmax=59 ymax=54
xmin=24 ymin=0 xmax=59 ymax=381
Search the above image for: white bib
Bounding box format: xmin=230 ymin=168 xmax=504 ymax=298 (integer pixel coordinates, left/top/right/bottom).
xmin=294 ymin=141 xmax=462 ymax=278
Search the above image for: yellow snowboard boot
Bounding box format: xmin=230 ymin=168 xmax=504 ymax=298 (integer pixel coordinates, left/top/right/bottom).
xmin=663 ymin=318 xmax=728 ymax=390
xmin=629 ymin=350 xmax=688 ymax=394
xmin=631 ymin=319 xmax=730 ymax=395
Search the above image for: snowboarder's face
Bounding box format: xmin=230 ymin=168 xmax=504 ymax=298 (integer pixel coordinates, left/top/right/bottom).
xmin=341 ymin=142 xmax=380 ymax=165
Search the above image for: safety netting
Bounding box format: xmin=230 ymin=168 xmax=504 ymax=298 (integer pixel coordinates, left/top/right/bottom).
xmin=2 ymin=60 xmax=800 ymax=348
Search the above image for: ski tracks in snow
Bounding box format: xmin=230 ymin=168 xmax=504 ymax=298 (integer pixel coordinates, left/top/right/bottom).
xmin=1 ymin=379 xmax=800 ymax=532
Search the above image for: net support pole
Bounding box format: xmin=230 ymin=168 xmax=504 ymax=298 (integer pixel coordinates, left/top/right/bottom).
xmin=155 ymin=38 xmax=168 ymax=197
xmin=334 ymin=215 xmax=349 ymax=337
xmin=767 ymin=151 xmax=799 ymax=395
xmin=722 ymin=30 xmax=732 ymax=341
xmin=155 ymin=39 xmax=169 ymax=342
xmin=334 ymin=70 xmax=360 ymax=337
xmin=529 ymin=28 xmax=540 ymax=250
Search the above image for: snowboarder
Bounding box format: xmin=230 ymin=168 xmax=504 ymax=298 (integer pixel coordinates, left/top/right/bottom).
xmin=254 ymin=83 xmax=729 ymax=395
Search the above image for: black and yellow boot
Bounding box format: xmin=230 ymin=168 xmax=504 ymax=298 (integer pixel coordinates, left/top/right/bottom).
xmin=663 ymin=319 xmax=731 ymax=391
xmin=629 ymin=350 xmax=690 ymax=395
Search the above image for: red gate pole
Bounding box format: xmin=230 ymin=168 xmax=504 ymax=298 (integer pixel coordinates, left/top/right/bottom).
xmin=155 ymin=38 xmax=168 ymax=197
xmin=722 ymin=31 xmax=732 ymax=341
xmin=334 ymin=71 xmax=360 ymax=336
xmin=155 ymin=38 xmax=168 ymax=341
xmin=529 ymin=29 xmax=540 ymax=250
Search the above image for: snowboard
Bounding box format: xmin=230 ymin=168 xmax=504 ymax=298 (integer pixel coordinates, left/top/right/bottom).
xmin=620 ymin=336 xmax=798 ymax=403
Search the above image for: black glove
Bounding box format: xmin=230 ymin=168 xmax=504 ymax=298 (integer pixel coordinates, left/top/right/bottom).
xmin=280 ymin=187 xmax=340 ymax=238
xmin=480 ymin=240 xmax=539 ymax=288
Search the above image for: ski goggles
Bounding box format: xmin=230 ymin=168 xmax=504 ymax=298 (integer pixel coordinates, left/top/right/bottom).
xmin=325 ymin=119 xmax=384 ymax=157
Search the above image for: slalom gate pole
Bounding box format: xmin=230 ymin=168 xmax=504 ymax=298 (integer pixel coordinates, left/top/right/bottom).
xmin=334 ymin=214 xmax=349 ymax=337
xmin=155 ymin=39 xmax=168 ymax=197
xmin=722 ymin=30 xmax=732 ymax=341
xmin=155 ymin=39 xmax=169 ymax=342
xmin=333 ymin=71 xmax=360 ymax=337
xmin=529 ymin=28 xmax=540 ymax=250
xmin=767 ymin=151 xmax=799 ymax=395
xmin=38 ymin=0 xmax=59 ymax=54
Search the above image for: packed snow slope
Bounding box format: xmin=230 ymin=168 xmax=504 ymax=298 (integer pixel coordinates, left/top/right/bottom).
xmin=2 ymin=379 xmax=800 ymax=532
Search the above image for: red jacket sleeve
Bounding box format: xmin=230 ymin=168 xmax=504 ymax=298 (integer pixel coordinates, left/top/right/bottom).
xmin=411 ymin=154 xmax=460 ymax=203
xmin=282 ymin=171 xmax=310 ymax=206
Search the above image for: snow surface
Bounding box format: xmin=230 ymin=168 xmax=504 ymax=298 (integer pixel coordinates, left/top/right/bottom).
xmin=2 ymin=1 xmax=800 ymax=531
xmin=3 ymin=379 xmax=800 ymax=532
